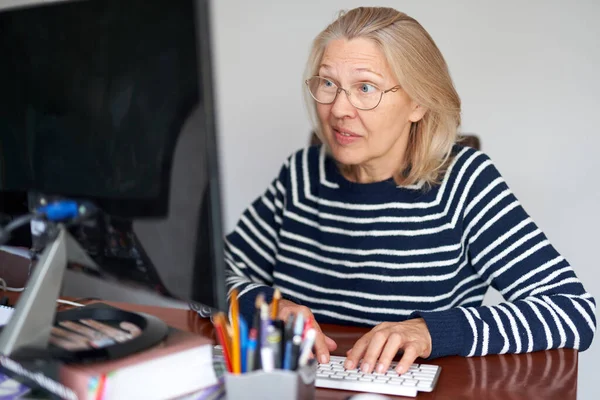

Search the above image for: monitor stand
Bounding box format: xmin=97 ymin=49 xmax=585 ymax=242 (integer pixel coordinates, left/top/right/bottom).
xmin=0 ymin=224 xmax=168 ymax=360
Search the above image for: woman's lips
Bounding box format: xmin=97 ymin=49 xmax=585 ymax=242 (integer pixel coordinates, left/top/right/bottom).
xmin=333 ymin=128 xmax=361 ymax=145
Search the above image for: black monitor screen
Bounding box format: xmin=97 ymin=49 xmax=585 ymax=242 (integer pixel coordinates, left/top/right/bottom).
xmin=0 ymin=0 xmax=198 ymax=213
xmin=0 ymin=0 xmax=227 ymax=312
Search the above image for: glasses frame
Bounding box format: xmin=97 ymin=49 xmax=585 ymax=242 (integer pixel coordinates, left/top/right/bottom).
xmin=305 ymin=76 xmax=401 ymax=111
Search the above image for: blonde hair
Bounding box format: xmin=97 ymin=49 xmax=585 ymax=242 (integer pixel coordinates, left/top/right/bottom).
xmin=304 ymin=7 xmax=461 ymax=188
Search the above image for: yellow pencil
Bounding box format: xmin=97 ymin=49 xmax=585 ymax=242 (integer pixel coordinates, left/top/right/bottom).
xmin=271 ymin=288 xmax=281 ymax=320
xmin=230 ymin=289 xmax=241 ymax=374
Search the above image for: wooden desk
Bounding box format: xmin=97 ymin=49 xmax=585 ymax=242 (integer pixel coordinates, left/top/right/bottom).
xmin=103 ymin=301 xmax=577 ymax=400
xmin=1 ymin=250 xmax=577 ymax=398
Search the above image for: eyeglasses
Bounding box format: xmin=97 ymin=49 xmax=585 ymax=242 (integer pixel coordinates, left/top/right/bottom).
xmin=305 ymin=76 xmax=401 ymax=111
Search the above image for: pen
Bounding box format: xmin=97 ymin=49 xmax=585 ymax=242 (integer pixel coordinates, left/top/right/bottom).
xmin=253 ymin=293 xmax=265 ymax=370
xmin=297 ymin=328 xmax=317 ymax=368
xmin=246 ymin=328 xmax=258 ymax=372
xmin=271 ymin=288 xmax=281 ymax=320
xmin=282 ymin=314 xmax=296 ymax=370
xmin=261 ymin=347 xmax=274 ymax=373
xmin=266 ymin=324 xmax=282 ymax=369
xmin=239 ymin=315 xmax=248 ymax=373
xmin=271 ymin=319 xmax=285 ymax=367
xmin=290 ymin=313 xmax=304 ymax=371
xmin=230 ymin=289 xmax=241 ymax=374
xmin=290 ymin=336 xmax=302 ymax=371
xmin=260 ymin=301 xmax=270 ymax=351
xmin=303 ymin=316 xmax=313 ymax=337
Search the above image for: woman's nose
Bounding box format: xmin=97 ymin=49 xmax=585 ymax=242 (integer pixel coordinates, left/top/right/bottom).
xmin=330 ymin=89 xmax=357 ymax=118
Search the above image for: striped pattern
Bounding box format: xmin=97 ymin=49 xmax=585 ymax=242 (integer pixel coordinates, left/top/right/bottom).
xmin=224 ymin=145 xmax=596 ymax=358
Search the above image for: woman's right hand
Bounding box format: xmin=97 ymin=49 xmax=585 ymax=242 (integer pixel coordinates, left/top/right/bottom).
xmin=277 ymin=299 xmax=337 ymax=364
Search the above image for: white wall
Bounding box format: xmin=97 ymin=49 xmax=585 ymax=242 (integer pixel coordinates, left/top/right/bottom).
xmin=211 ymin=0 xmax=599 ymax=399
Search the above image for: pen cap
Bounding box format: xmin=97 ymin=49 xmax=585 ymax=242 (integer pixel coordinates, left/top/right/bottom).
xmin=224 ymin=360 xmax=316 ymax=400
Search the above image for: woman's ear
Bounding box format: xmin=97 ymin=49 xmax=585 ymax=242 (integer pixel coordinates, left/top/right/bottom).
xmin=409 ymin=103 xmax=427 ymax=123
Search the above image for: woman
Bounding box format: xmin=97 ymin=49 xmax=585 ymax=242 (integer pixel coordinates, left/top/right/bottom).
xmin=224 ymin=7 xmax=595 ymax=375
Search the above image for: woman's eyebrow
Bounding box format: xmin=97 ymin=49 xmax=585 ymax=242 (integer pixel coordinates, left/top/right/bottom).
xmin=318 ymin=63 xmax=334 ymax=72
xmin=353 ymin=67 xmax=384 ymax=78
xmin=318 ymin=64 xmax=385 ymax=80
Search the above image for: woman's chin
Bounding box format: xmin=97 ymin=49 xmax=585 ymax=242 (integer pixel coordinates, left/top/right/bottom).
xmin=329 ymin=146 xmax=365 ymax=166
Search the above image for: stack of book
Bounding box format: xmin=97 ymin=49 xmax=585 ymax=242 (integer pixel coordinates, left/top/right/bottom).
xmin=0 ymin=304 xmax=223 ymax=400
xmin=60 ymin=328 xmax=220 ymax=400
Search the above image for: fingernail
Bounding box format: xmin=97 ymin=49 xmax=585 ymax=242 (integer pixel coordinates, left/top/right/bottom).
xmin=376 ymin=363 xmax=385 ymax=373
xmin=344 ymin=360 xmax=354 ymax=369
xmin=361 ymin=362 xmax=370 ymax=373
xmin=319 ymin=355 xmax=328 ymax=364
xmin=396 ymin=366 xmax=405 ymax=375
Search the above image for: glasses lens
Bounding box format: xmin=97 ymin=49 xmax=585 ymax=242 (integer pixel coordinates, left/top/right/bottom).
xmin=307 ymin=77 xmax=337 ymax=104
xmin=349 ymin=83 xmax=383 ymax=110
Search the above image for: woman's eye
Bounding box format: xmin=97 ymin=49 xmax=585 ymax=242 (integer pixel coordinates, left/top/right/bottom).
xmin=324 ymin=79 xmax=334 ymax=88
xmin=358 ymin=83 xmax=377 ymax=93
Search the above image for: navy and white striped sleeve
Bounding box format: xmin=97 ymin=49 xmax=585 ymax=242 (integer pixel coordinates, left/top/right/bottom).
xmin=416 ymin=152 xmax=596 ymax=358
xmin=224 ymin=158 xmax=289 ymax=322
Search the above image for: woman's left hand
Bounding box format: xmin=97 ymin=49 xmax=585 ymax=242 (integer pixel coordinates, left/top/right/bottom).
xmin=343 ymin=318 xmax=432 ymax=375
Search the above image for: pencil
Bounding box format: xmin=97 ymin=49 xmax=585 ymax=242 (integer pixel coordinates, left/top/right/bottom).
xmin=271 ymin=288 xmax=281 ymax=320
xmin=230 ymin=289 xmax=241 ymax=374
xmin=213 ymin=313 xmax=233 ymax=372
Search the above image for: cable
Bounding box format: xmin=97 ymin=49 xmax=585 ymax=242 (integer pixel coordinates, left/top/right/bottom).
xmin=56 ymin=299 xmax=84 ymax=308
xmin=0 ymin=213 xmax=36 ymax=246
xmin=4 ymin=286 xmax=25 ymax=293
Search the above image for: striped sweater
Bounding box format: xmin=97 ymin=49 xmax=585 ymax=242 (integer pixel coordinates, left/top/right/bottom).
xmin=224 ymin=145 xmax=596 ymax=358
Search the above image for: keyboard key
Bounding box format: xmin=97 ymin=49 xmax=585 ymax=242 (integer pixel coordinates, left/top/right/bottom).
xmin=419 ymin=364 xmax=439 ymax=371
xmin=417 ymin=369 xmax=437 ymax=375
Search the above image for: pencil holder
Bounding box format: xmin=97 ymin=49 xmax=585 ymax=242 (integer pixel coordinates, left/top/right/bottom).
xmin=224 ymin=361 xmax=317 ymax=400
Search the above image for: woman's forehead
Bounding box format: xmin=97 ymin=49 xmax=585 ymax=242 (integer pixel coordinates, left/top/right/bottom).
xmin=320 ymin=38 xmax=390 ymax=77
xmin=321 ymin=39 xmax=387 ymax=70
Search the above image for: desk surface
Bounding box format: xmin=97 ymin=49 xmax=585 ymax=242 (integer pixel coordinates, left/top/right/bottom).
xmin=100 ymin=301 xmax=577 ymax=400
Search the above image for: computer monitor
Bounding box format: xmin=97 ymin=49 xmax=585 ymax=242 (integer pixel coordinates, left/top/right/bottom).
xmin=0 ymin=0 xmax=227 ymax=313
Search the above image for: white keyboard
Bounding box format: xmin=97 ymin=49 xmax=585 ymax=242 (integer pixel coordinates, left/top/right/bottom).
xmin=316 ymin=355 xmax=441 ymax=397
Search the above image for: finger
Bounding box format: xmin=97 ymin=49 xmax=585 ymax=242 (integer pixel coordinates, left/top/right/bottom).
xmin=324 ymin=334 xmax=338 ymax=352
xmin=396 ymin=345 xmax=419 ymax=375
xmin=374 ymin=332 xmax=402 ymax=374
xmin=360 ymin=330 xmax=388 ymax=374
xmin=312 ymin=329 xmax=331 ymax=364
xmin=344 ymin=334 xmax=369 ymax=370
